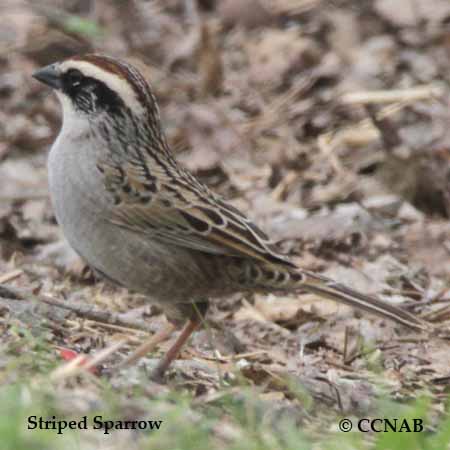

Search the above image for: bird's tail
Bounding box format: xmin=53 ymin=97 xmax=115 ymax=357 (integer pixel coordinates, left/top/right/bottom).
xmin=228 ymin=259 xmax=428 ymax=331
xmin=295 ymin=269 xmax=428 ymax=332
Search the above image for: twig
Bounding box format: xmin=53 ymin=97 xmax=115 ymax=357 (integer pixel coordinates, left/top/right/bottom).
xmin=340 ymin=84 xmax=444 ymax=105
xmin=27 ymin=2 xmax=95 ymax=46
xmin=50 ymin=338 xmax=129 ymax=381
xmin=267 ymin=0 xmax=322 ymax=15
xmin=0 ymin=270 xmax=23 ymax=284
xmin=421 ymin=303 xmax=450 ymax=323
xmin=0 ymin=284 xmax=158 ymax=334
xmin=0 ymin=193 xmax=49 ymax=202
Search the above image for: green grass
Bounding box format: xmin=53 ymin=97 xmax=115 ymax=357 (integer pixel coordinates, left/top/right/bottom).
xmin=63 ymin=16 xmax=104 ymax=39
xmin=0 ymin=380 xmax=449 ymax=450
xmin=1 ymin=329 xmax=450 ymax=450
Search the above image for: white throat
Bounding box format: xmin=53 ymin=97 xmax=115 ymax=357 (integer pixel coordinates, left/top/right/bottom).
xmin=55 ymin=91 xmax=92 ymax=141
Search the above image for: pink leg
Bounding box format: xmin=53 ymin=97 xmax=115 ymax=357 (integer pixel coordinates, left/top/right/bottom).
xmin=118 ymin=322 xmax=176 ymax=368
xmin=151 ymin=319 xmax=200 ymax=381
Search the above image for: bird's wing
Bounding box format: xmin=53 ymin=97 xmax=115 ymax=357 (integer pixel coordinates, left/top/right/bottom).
xmin=97 ymin=150 xmax=293 ymax=267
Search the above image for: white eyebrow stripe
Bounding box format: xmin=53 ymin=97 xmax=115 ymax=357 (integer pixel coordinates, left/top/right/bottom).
xmin=59 ymin=60 xmax=145 ymax=113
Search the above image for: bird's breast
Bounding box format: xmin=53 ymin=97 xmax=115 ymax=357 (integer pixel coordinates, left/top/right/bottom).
xmin=47 ymin=134 xmax=112 ymax=260
xmin=46 ymin=135 xmax=223 ymax=303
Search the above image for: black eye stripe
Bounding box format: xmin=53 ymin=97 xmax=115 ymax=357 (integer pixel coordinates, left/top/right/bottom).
xmin=61 ymin=70 xmax=127 ymax=115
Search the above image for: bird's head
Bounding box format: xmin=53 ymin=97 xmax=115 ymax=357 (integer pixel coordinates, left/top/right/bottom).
xmin=33 ymin=54 xmax=162 ymax=139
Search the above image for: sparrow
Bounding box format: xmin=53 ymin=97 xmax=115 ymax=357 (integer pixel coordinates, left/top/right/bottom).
xmin=32 ymin=54 xmax=427 ymax=379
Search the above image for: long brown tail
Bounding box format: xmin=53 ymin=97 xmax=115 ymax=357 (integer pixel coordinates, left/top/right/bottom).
xmin=230 ymin=259 xmax=428 ymax=331
xmin=296 ymin=270 xmax=428 ymax=332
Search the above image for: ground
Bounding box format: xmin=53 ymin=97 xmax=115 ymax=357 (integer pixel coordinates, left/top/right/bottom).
xmin=0 ymin=1 xmax=450 ymax=449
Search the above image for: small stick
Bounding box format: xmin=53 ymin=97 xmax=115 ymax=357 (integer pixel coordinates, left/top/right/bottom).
xmin=50 ymin=338 xmax=129 ymax=381
xmin=0 ymin=284 xmax=158 ymax=334
xmin=0 ymin=270 xmax=23 ymax=284
xmin=340 ymin=84 xmax=444 ymax=105
xmin=49 ymin=354 xmax=88 ymax=381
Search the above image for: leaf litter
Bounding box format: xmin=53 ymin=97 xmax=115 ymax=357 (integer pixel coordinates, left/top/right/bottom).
xmin=0 ymin=0 xmax=449 ymax=446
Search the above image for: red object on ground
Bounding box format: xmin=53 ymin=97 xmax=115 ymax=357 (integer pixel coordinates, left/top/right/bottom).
xmin=58 ymin=348 xmax=100 ymax=375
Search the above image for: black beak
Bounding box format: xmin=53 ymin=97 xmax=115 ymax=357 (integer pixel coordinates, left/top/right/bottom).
xmin=32 ymin=64 xmax=62 ymax=90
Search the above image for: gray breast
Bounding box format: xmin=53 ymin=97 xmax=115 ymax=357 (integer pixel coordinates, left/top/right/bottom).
xmin=47 ymin=134 xmax=221 ymax=304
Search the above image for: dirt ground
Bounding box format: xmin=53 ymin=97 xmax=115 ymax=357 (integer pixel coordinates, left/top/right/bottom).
xmin=1 ymin=0 xmax=450 ymax=443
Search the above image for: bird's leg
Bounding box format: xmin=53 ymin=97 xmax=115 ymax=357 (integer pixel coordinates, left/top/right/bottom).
xmin=150 ymin=319 xmax=200 ymax=381
xmin=117 ymin=322 xmax=176 ymax=369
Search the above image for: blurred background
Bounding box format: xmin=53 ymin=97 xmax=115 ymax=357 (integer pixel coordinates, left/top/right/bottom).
xmin=0 ymin=1 xmax=450 ymax=449
xmin=1 ymin=0 xmax=449 ymax=275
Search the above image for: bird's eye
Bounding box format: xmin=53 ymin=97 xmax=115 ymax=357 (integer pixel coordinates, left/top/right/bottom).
xmin=66 ymin=69 xmax=84 ymax=88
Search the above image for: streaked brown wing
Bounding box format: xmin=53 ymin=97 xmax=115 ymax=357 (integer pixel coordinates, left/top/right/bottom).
xmin=110 ymin=200 xmax=293 ymax=267
xmin=97 ymin=146 xmax=294 ymax=267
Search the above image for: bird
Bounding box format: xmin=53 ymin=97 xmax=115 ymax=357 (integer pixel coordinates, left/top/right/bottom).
xmin=32 ymin=54 xmax=427 ymax=380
